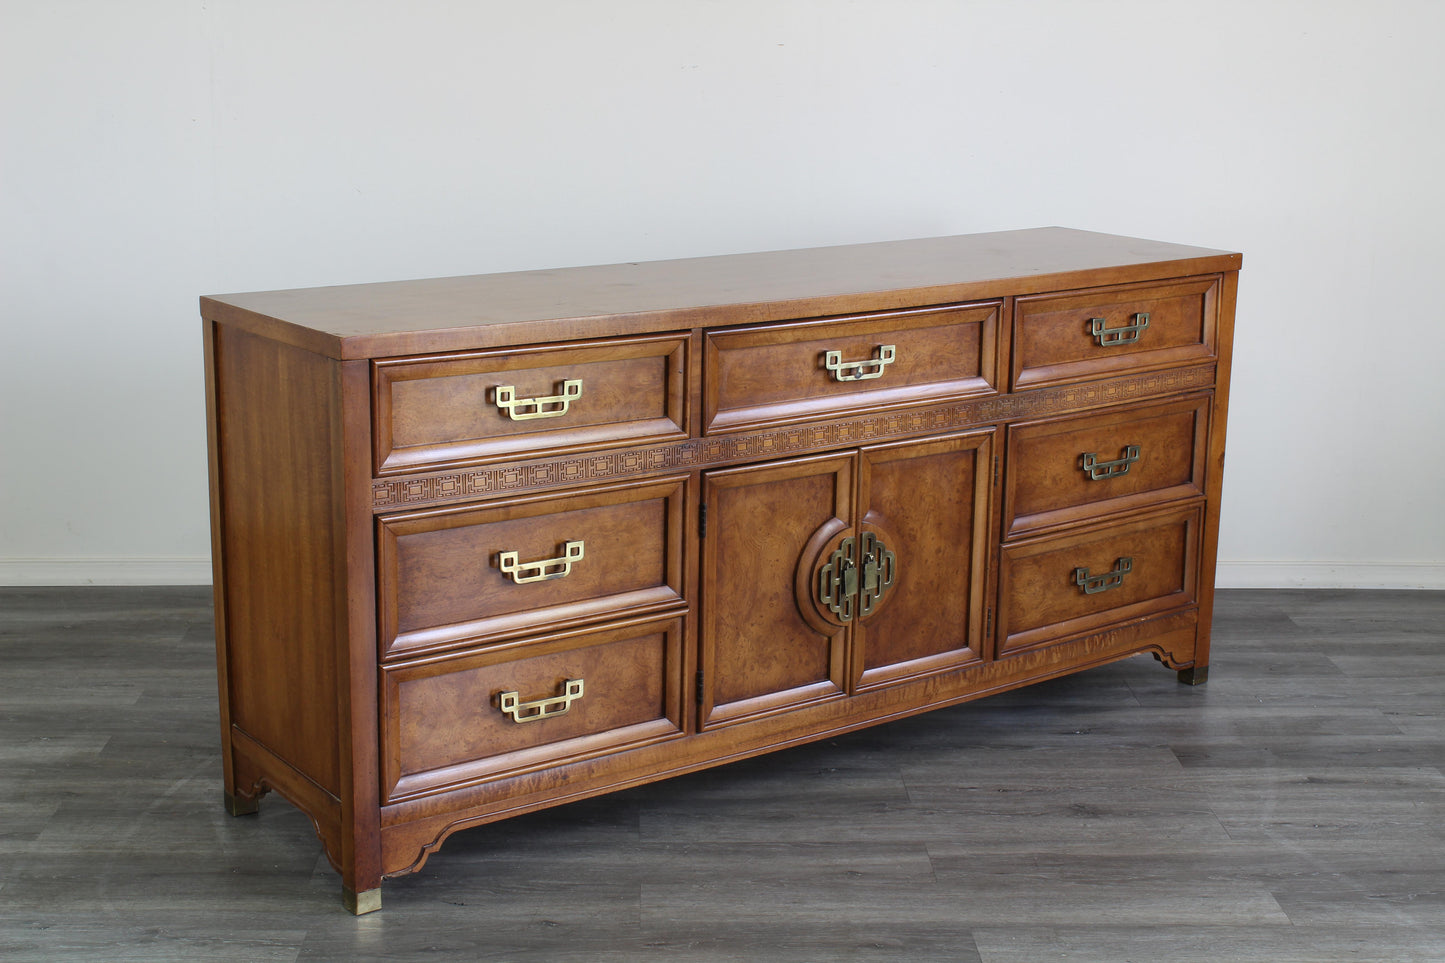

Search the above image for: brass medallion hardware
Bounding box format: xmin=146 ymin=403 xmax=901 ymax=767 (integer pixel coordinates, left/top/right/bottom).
xmin=498 ymin=540 xmax=585 ymax=584
xmin=1089 ymin=312 xmax=1150 ymax=346
xmin=1080 ymin=445 xmax=1141 ymax=480
xmin=818 ymin=536 xmax=859 ymax=622
xmin=818 ymin=533 xmax=896 ymax=621
xmin=857 ymin=531 xmax=896 ymax=618
xmin=497 ymin=678 xmax=585 ymax=723
xmin=823 ymin=344 xmax=897 ymax=382
xmin=493 ymin=379 xmax=583 ymax=420
xmin=1073 ymin=557 xmax=1133 ymax=595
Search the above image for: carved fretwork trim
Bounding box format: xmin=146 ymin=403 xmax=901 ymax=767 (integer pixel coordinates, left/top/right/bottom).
xmin=372 ymin=365 xmax=1216 ymax=512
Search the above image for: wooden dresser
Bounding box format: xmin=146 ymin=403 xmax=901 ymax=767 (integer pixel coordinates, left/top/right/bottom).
xmin=201 ymin=228 xmax=1241 ymax=913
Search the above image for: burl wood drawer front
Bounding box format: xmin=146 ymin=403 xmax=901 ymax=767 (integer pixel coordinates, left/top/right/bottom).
xmin=1003 ymin=394 xmax=1210 ymax=538
xmin=1013 ymin=276 xmax=1218 ymax=390
xmin=372 ymin=333 xmax=687 ymax=475
xmin=998 ymin=505 xmax=1201 ymax=656
xmin=377 ymin=477 xmax=686 ymax=660
xmin=703 ymin=302 xmax=999 ymax=434
xmin=382 ymin=616 xmax=685 ymax=803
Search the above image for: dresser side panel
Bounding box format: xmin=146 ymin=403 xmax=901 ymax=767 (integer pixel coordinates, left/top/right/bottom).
xmin=1193 ymin=269 xmax=1241 ymax=670
xmin=213 ymin=325 xmax=344 ymax=798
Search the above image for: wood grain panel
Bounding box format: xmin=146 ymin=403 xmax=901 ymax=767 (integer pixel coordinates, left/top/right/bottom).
xmin=700 ymin=453 xmax=854 ymax=728
xmin=704 ymin=302 xmax=999 ymax=434
xmin=373 ymin=333 xmax=687 ymax=474
xmin=1004 ymin=394 xmax=1210 ymax=537
xmin=383 ymin=616 xmax=685 ymax=802
xmin=1014 ymin=276 xmax=1219 ymax=389
xmin=212 ymin=325 xmax=342 ymax=797
xmin=853 ymin=431 xmax=993 ymax=691
xmin=999 ymin=505 xmax=1202 ymax=656
xmin=377 ymin=477 xmax=687 ymax=659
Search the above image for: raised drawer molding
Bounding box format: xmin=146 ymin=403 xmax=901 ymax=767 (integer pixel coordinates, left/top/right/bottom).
xmin=202 ymin=227 xmax=1241 ymax=914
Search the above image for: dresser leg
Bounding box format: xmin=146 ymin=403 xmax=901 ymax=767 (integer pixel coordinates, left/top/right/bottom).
xmin=1177 ymin=665 xmax=1209 ymax=686
xmin=343 ymin=886 xmax=382 ymax=915
xmin=224 ymin=791 xmax=260 ymax=816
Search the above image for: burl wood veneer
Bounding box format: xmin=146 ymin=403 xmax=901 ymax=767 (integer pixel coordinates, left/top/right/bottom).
xmin=201 ymin=228 xmax=1241 ymax=913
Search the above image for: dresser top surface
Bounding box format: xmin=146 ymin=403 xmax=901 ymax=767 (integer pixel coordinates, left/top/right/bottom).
xmin=201 ymin=227 xmax=1241 ymax=360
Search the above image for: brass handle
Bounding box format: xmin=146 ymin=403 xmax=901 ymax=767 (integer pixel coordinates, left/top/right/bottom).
xmin=857 ymin=531 xmax=896 ymax=618
xmin=818 ymin=536 xmax=859 ymax=622
xmin=1080 ymin=445 xmax=1141 ymax=480
xmin=498 ymin=540 xmax=584 ymax=584
xmin=493 ymin=379 xmax=583 ymax=420
xmin=823 ymin=344 xmax=896 ymax=382
xmin=818 ymin=533 xmax=896 ymax=621
xmin=497 ymin=678 xmax=584 ymax=723
xmin=1089 ymin=312 xmax=1149 ymax=346
xmin=1074 ymin=557 xmax=1133 ymax=595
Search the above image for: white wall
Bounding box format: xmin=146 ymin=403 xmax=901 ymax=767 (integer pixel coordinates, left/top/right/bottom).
xmin=2 ymin=0 xmax=1442 ymax=588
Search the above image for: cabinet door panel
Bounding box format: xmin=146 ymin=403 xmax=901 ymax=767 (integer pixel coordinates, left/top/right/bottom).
xmin=854 ymin=431 xmax=993 ymax=690
xmin=701 ymin=453 xmax=854 ymax=728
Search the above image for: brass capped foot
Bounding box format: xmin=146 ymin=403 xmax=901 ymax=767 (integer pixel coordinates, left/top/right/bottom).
xmin=1177 ymin=665 xmax=1210 ymax=686
xmin=344 ymin=886 xmax=382 ymax=915
xmin=224 ymin=791 xmax=260 ymax=816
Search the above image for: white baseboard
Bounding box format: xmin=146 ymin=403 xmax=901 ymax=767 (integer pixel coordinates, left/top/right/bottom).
xmin=1215 ymin=561 xmax=1445 ymax=591
xmin=0 ymin=557 xmax=213 ymax=586
xmin=2 ymin=557 xmax=1441 ymax=590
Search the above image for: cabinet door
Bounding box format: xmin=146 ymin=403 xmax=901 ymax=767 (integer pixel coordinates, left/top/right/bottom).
xmin=853 ymin=431 xmax=993 ymax=691
xmin=700 ymin=452 xmax=854 ymax=728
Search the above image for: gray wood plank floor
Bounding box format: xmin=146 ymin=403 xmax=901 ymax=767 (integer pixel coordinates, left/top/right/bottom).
xmin=1 ymin=587 xmax=1442 ymax=962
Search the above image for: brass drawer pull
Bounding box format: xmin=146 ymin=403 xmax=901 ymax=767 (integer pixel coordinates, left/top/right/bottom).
xmin=1080 ymin=445 xmax=1141 ymax=480
xmin=498 ymin=540 xmax=585 ymax=584
xmin=818 ymin=533 xmax=896 ymax=622
xmin=1074 ymin=557 xmax=1133 ymax=595
xmin=493 ymin=379 xmax=583 ymax=420
xmin=497 ymin=678 xmax=584 ymax=724
xmin=1089 ymin=312 xmax=1149 ymax=346
xmin=824 ymin=344 xmax=896 ymax=382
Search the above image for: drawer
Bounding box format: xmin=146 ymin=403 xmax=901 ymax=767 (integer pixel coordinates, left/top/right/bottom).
xmin=372 ymin=333 xmax=688 ymax=475
xmin=382 ymin=615 xmax=685 ymax=802
xmin=377 ymin=477 xmax=687 ymax=659
xmin=1003 ymin=395 xmax=1210 ymax=537
xmin=998 ymin=505 xmax=1200 ymax=656
xmin=703 ymin=301 xmax=999 ymax=434
xmin=1013 ymin=276 xmax=1219 ymax=389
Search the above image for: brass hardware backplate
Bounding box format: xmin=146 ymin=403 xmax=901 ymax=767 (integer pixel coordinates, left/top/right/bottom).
xmin=818 ymin=536 xmax=859 ymax=622
xmin=497 ymin=678 xmax=585 ymax=723
xmin=494 ymin=378 xmax=584 ymax=420
xmin=498 ymin=540 xmax=585 ymax=584
xmin=1080 ymin=445 xmax=1141 ymax=480
xmin=1089 ymin=312 xmax=1149 ymax=346
xmin=1074 ymin=557 xmax=1133 ymax=595
xmin=818 ymin=533 xmax=896 ymax=621
xmin=857 ymin=531 xmax=896 ymax=618
xmin=823 ymin=344 xmax=897 ymax=382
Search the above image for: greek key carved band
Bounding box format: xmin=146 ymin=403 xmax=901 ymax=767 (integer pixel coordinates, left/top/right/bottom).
xmin=373 ymin=365 xmax=1216 ymax=511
